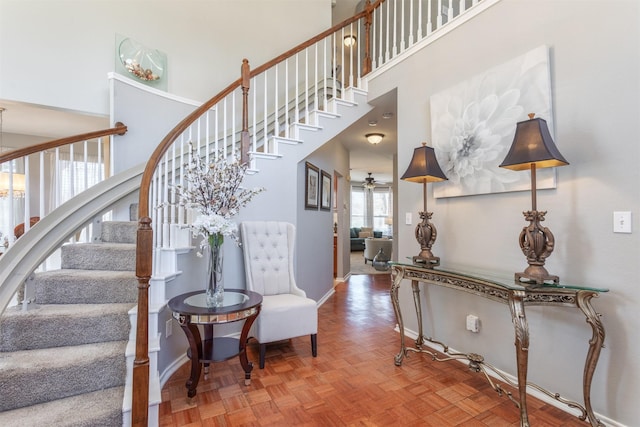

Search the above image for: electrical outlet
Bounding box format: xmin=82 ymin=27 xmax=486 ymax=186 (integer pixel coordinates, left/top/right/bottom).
xmin=466 ymin=314 xmax=479 ymax=333
xmin=166 ymin=319 xmax=173 ymax=337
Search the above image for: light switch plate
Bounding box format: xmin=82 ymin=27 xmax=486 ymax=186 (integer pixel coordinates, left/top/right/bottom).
xmin=405 ymin=212 xmax=412 ymax=225
xmin=613 ymin=211 xmax=632 ymax=233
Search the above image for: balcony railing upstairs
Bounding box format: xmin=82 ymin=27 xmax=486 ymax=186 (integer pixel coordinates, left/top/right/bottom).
xmin=131 ymin=0 xmax=491 ymax=424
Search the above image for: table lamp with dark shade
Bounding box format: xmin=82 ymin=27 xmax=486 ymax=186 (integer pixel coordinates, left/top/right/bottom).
xmin=401 ymin=142 xmax=448 ymax=267
xmin=499 ymin=113 xmax=569 ymax=285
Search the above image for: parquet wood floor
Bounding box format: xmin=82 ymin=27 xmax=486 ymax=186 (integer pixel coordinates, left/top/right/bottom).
xmin=160 ymin=274 xmax=588 ymax=426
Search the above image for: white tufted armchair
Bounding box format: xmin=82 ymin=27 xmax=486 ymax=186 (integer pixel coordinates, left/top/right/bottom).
xmin=239 ymin=221 xmax=318 ymax=368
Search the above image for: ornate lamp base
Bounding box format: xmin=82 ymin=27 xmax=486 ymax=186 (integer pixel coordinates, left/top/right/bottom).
xmin=413 ymin=256 xmax=440 ymax=267
xmin=413 ymin=250 xmax=440 ymax=267
xmin=414 ymin=211 xmax=440 ymax=268
xmin=515 ymin=210 xmax=559 ymax=286
xmin=515 ymin=267 xmax=559 ymax=285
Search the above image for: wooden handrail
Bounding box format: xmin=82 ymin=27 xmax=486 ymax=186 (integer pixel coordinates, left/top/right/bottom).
xmin=131 ymin=3 xmax=384 ymax=424
xmin=0 ymin=122 xmax=127 ymax=164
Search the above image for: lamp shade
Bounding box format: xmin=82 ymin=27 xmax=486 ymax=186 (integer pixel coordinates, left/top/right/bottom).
xmin=499 ymin=114 xmax=569 ymax=171
xmin=401 ymin=142 xmax=448 ymax=183
xmin=0 ymin=171 xmax=26 ymax=198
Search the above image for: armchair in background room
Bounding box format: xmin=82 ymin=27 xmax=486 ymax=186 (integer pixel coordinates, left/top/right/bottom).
xmin=364 ymin=238 xmax=393 ymax=264
xmin=240 ymin=221 xmax=318 ymax=368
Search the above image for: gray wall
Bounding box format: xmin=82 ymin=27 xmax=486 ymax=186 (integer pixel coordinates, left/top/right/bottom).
xmin=367 ymin=0 xmax=638 ymax=424
xmin=297 ymin=140 xmax=350 ymax=302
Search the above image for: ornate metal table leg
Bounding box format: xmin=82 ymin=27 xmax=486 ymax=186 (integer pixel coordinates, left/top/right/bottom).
xmin=239 ymin=308 xmax=260 ymax=385
xmin=509 ymin=290 xmax=530 ymax=427
xmin=179 ymin=322 xmax=203 ymax=398
xmin=576 ymin=291 xmax=606 ymax=427
xmin=391 ymin=266 xmax=407 ymax=366
xmin=411 ymin=280 xmax=425 ymax=348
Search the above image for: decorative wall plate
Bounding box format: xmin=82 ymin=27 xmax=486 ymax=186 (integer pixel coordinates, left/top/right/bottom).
xmin=118 ymin=37 xmax=165 ymax=82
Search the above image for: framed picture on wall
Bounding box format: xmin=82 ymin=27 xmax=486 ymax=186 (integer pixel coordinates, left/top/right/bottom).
xmin=320 ymin=170 xmax=332 ymax=211
xmin=305 ymin=162 xmax=319 ymax=210
xmin=431 ymin=45 xmax=556 ymax=198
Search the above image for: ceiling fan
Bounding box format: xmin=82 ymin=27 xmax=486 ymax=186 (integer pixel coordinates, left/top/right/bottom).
xmin=363 ymin=172 xmax=376 ymax=189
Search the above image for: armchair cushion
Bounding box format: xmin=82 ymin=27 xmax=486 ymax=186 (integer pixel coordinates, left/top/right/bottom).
xmin=257 ymin=294 xmax=317 ymax=343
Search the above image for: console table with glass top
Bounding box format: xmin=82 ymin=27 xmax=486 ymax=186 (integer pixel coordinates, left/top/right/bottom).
xmin=168 ymin=289 xmax=262 ymax=398
xmin=389 ymin=262 xmax=607 ymax=427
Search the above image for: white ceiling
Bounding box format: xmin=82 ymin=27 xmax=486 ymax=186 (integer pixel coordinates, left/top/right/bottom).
xmin=0 ymin=99 xmax=109 ymax=141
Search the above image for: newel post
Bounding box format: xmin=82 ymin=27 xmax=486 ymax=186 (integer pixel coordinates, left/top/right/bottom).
xmin=362 ymin=0 xmax=374 ymax=75
xmin=131 ymin=215 xmax=152 ymax=426
xmin=240 ymin=59 xmax=251 ymax=165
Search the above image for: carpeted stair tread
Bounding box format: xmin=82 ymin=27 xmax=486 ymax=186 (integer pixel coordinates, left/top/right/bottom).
xmin=0 ymin=340 xmax=127 ymax=412
xmin=0 ymin=220 xmax=137 ymax=419
xmin=32 ymin=269 xmax=137 ymax=304
xmin=101 ymin=220 xmax=137 ymax=244
xmin=0 ymin=385 xmax=124 ymax=427
xmin=0 ymin=303 xmax=135 ymax=351
xmin=61 ymin=242 xmax=136 ymax=271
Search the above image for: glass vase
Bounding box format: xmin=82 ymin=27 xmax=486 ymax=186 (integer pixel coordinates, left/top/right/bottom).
xmin=205 ymin=234 xmax=224 ymax=307
xmin=372 ymin=247 xmax=390 ymax=271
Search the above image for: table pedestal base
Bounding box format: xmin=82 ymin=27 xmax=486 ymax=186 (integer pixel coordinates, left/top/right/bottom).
xmin=178 ymin=317 xmax=257 ymax=398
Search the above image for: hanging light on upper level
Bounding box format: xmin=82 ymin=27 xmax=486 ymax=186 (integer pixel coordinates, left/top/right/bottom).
xmin=343 ymin=35 xmax=357 ymax=47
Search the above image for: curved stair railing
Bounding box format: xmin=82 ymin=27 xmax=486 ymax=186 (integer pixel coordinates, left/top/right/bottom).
xmin=0 ymin=164 xmax=142 ymax=315
xmin=0 ymin=123 xmax=128 ymax=311
xmin=131 ymin=0 xmax=492 ymax=423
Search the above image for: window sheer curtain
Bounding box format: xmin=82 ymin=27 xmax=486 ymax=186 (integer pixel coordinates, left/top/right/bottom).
xmin=350 ymin=186 xmax=368 ymax=228
xmin=48 ymin=149 xmax=106 ymax=242
xmin=0 ymin=197 xmax=24 ymax=245
xmin=0 ymin=158 xmax=25 ymax=244
xmin=372 ymin=186 xmax=392 ymax=231
xmin=49 ymin=150 xmax=104 ymax=208
xmin=350 ymin=185 xmax=392 ymax=230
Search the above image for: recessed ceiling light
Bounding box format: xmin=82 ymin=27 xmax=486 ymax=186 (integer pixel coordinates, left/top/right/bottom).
xmin=382 ymin=112 xmax=394 ymax=119
xmin=368 ymin=120 xmax=378 ymax=126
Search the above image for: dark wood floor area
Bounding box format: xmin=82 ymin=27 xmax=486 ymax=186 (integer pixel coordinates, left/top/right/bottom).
xmin=160 ymin=274 xmax=587 ymax=426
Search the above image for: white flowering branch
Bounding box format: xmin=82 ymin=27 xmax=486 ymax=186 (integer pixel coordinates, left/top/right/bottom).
xmin=175 ymin=143 xmax=265 ymax=252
